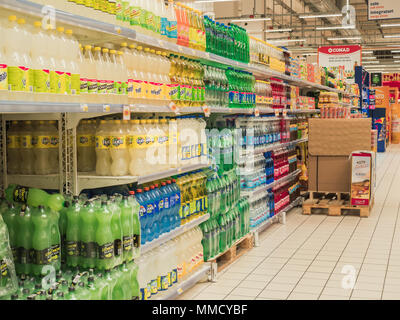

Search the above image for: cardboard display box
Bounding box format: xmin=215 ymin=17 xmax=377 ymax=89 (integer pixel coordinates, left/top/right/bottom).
xmin=351 ymin=152 xmax=375 ymax=206
xmin=308 ymin=118 xmax=372 ymax=193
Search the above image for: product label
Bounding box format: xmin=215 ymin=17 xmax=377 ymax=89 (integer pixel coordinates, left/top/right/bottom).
xmin=171 ymin=268 xmax=178 ymax=284
xmin=130 ymin=6 xmax=141 ymax=26
xmin=110 ymin=136 xmax=127 ymax=149
xmin=0 ymin=64 xmax=7 ymax=90
xmin=7 ymin=135 xmax=19 ymax=149
xmin=114 ymin=239 xmax=122 ymax=257
xmin=123 ymin=235 xmax=133 ymax=252
xmin=140 ymin=287 xmax=148 ymax=301
xmin=107 ymin=80 xmax=114 ymax=94
xmin=33 ymin=248 xmax=52 ymax=265
xmin=95 ymin=136 xmax=111 ymax=149
xmin=78 ymin=134 xmax=94 ymax=147
xmin=167 ymin=21 xmax=178 ymax=39
xmin=12 ymin=186 xmax=29 ymax=203
xmin=49 ymin=244 xmax=60 ymax=263
xmin=80 ymin=242 xmax=98 ymax=258
xmin=1 ymin=260 xmax=9 ymax=277
xmin=167 ymin=84 xmax=180 ymax=101
xmin=66 ymin=241 xmax=80 ymax=257
xmin=70 ymin=74 xmax=80 ymax=95
xmin=133 ymin=234 xmax=140 ymax=248
xmin=98 ymin=80 xmax=108 ymax=94
xmin=160 ymin=275 xmax=169 ymax=291
xmin=33 ymin=69 xmax=50 ymax=93
xmin=150 ymin=279 xmax=158 ymax=295
xmin=19 ymin=247 xmax=32 ymax=265
xmin=50 ymin=70 xmax=66 ymax=94
xmin=98 ymin=242 xmax=114 ymax=259
xmin=65 ymin=72 xmax=72 ymax=95
xmin=88 ymin=79 xmax=98 ymax=94
xmin=80 ymin=78 xmax=88 ymax=93
xmin=8 ymin=66 xmax=28 ymax=91
xmin=32 ymin=135 xmax=59 ymax=149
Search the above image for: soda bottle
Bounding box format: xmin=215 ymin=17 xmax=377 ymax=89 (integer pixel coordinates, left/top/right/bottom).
xmin=79 ymin=201 xmax=97 ymax=269
xmin=110 ymin=197 xmax=123 ymax=267
xmin=66 ymin=199 xmax=81 ymax=268
xmin=104 ymin=269 xmax=117 ymax=300
xmin=77 ymin=120 xmax=96 ymax=172
xmin=31 ymin=206 xmax=52 ymax=276
xmin=49 ymin=208 xmax=61 ymax=272
xmin=87 ymin=275 xmax=101 ymax=300
xmin=128 ymin=191 xmax=141 ymax=258
xmin=95 ymin=120 xmax=112 ymax=176
xmin=147 ymin=185 xmax=159 ymax=241
xmin=134 ymin=188 xmax=147 ymax=245
xmin=2 ymin=203 xmax=18 ymax=263
xmin=95 ymin=201 xmax=115 ymax=271
xmin=95 ymin=272 xmax=111 ymax=300
xmin=120 ymin=196 xmax=134 ymax=263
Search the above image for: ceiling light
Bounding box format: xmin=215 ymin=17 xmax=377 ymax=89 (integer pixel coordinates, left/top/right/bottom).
xmin=299 ymin=13 xmax=342 ymax=19
xmin=327 ymin=36 xmax=362 ymax=41
xmin=363 ymin=56 xmax=376 ymax=59
xmin=392 ymin=50 xmax=400 ymax=53
xmin=363 ymin=51 xmax=373 ymax=54
xmin=316 ymin=25 xmax=355 ymax=30
xmin=268 ymin=39 xmax=306 ymax=43
xmin=362 ymin=61 xmax=379 ymax=64
xmin=265 ymin=28 xmax=292 ymax=33
xmin=230 ymin=17 xmax=271 ymax=22
xmin=381 ymin=23 xmax=400 ymax=27
xmin=384 ymin=34 xmax=400 ymax=38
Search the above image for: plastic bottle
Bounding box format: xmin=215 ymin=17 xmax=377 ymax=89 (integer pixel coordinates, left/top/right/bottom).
xmin=77 ymin=120 xmax=95 ymax=172
xmin=19 ymin=121 xmax=35 ymax=175
xmin=65 ymin=199 xmax=81 ymax=268
xmin=47 ymin=120 xmax=60 ymax=174
xmin=84 ymin=45 xmax=98 ymax=98
xmin=109 ymin=120 xmax=129 ymax=176
xmin=93 ymin=46 xmax=107 ymax=95
xmin=79 ymin=201 xmax=97 ymax=269
xmin=95 ymin=120 xmax=112 ymax=176
xmin=110 ymin=197 xmax=123 ymax=267
xmin=120 ymin=196 xmax=134 ymax=263
xmin=6 ymin=120 xmax=21 ymax=174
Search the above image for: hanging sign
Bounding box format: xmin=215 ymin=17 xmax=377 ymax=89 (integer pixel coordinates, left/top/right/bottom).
xmin=368 ymin=0 xmax=400 ymax=20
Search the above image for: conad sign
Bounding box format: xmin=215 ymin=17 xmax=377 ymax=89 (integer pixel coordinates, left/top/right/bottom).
xmin=368 ymin=0 xmax=400 ymax=20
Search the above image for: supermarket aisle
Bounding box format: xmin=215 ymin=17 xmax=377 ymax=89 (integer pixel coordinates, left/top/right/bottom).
xmin=178 ymin=145 xmax=400 ymax=300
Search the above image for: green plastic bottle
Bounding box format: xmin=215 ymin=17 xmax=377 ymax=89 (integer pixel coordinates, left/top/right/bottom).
xmin=95 ymin=201 xmax=115 ymax=271
xmin=49 ymin=208 xmax=61 ymax=272
xmin=15 ymin=205 xmax=32 ymax=275
xmin=128 ymin=192 xmax=141 ymax=259
xmin=79 ymin=201 xmax=97 ymax=269
xmin=110 ymin=198 xmax=123 ymax=267
xmin=96 ymin=273 xmax=111 ymax=300
xmin=5 ymin=185 xmax=65 ymax=212
xmin=66 ymin=199 xmax=81 ymax=268
xmin=128 ymin=261 xmax=139 ymax=300
xmin=104 ymin=270 xmax=117 ymax=300
xmin=2 ymin=203 xmax=18 ymax=262
xmin=120 ymin=196 xmax=134 ymax=263
xmin=31 ymin=206 xmax=52 ymax=276
xmin=77 ymin=281 xmax=91 ymax=300
xmin=58 ymin=201 xmax=69 ymax=265
xmin=111 ymin=266 xmax=126 ymax=300
xmin=87 ymin=276 xmax=101 ymax=300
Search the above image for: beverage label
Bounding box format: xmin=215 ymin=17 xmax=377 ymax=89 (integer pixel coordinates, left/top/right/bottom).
xmin=33 ymin=248 xmax=52 ymax=265
xmin=0 ymin=64 xmax=7 ymax=90
xmin=121 ymin=81 xmax=127 ymax=95
xmin=150 ymin=279 xmax=158 ymax=295
xmin=114 ymin=239 xmax=122 ymax=257
xmin=160 ymin=17 xmax=168 ymax=36
xmin=7 ymin=135 xmax=19 ymax=149
xmin=12 ymin=186 xmax=29 ymax=203
xmin=95 ymin=136 xmax=111 ymax=149
xmin=167 ymin=84 xmax=180 ymax=101
xmin=196 ymin=197 xmax=203 ymax=213
xmin=157 ymin=276 xmax=162 ymax=291
xmin=110 ymin=136 xmax=127 ymax=149
xmin=84 ymin=0 xmax=93 ymax=6
xmin=145 ymin=12 xmax=155 ymax=32
xmin=34 ymin=69 xmax=50 ymax=93
xmin=167 ymin=271 xmax=172 ymax=287
xmin=66 ymin=241 xmax=80 ymax=257
xmin=131 ymin=80 xmax=143 ymax=98
xmin=150 ymin=82 xmax=163 ymax=100
xmin=180 ymin=85 xmax=186 ymax=102
xmin=1 ymin=259 xmax=9 ymax=278
xmin=80 ymin=242 xmax=97 ymax=258
xmin=65 ymin=72 xmax=72 ymax=95
xmin=19 ymin=247 xmax=32 ymax=264
xmin=130 ymin=6 xmax=141 ymax=26
xmin=8 ymin=66 xmax=28 ymax=91
xmin=108 ymin=0 xmax=116 ymax=14
xmin=177 ymin=264 xmax=183 ymax=280
xmin=116 ymin=0 xmax=125 ymax=20
xmin=167 ymin=21 xmax=178 ymax=40
xmin=183 ymin=201 xmax=190 ymax=218
xmin=140 ymin=288 xmax=147 ymax=301
xmin=171 ymin=268 xmax=178 ymax=284
xmin=88 ymin=79 xmax=98 ymax=94
xmin=114 ymin=81 xmax=121 ymax=95
xmin=80 ymin=78 xmax=88 ymax=93
xmin=133 ymin=234 xmax=140 ymax=248
xmin=146 ymin=283 xmax=152 ymax=299
xmin=78 ymin=134 xmax=94 ymax=147
xmin=98 ymin=242 xmax=114 ymax=259
xmin=122 ymin=235 xmax=133 ymax=252
xmin=98 ymin=80 xmax=107 ymax=94
xmin=49 ymin=244 xmax=61 ymax=263
xmin=106 ymin=80 xmax=114 ymax=94
xmin=160 ymin=275 xmax=169 ymax=291
xmin=204 ymin=196 xmax=208 ymax=211
xmin=32 ymin=135 xmax=54 ymax=149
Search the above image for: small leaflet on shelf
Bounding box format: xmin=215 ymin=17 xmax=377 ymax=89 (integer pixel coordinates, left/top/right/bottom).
xmin=103 ymin=104 xmax=111 ymax=112
xmin=202 ymin=106 xmax=211 ymax=117
xmin=114 ymin=26 xmax=121 ymax=34
xmin=282 ymin=109 xmax=288 ymax=117
xmin=275 ymin=109 xmax=280 ymax=117
xmin=123 ymin=105 xmax=131 ymax=120
xmin=177 ymin=288 xmax=183 ymax=295
xmin=169 ymin=102 xmax=180 ymax=114
xmin=80 ymin=104 xmax=88 ymax=112
xmin=254 ymin=108 xmax=260 ymax=117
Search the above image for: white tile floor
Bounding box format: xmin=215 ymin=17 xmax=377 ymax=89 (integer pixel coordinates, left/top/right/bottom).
xmin=177 ymin=145 xmax=400 ymax=300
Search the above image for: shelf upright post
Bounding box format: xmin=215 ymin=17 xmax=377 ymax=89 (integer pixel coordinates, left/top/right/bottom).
xmin=0 ymin=115 xmax=4 ymax=197
xmin=61 ymin=113 xmax=77 ymax=196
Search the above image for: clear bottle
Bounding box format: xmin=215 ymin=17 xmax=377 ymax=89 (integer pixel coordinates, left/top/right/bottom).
xmin=19 ymin=120 xmax=35 ymax=175
xmin=6 ymin=120 xmax=21 ymax=174
xmin=32 ymin=120 xmax=52 ymax=175
xmin=95 ymin=120 xmax=112 ymax=176
xmin=110 ymin=119 xmax=129 ymax=176
xmin=77 ymin=120 xmax=96 ymax=172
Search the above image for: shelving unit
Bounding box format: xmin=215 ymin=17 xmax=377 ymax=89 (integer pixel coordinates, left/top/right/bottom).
xmin=240 ymin=137 xmax=308 ymax=156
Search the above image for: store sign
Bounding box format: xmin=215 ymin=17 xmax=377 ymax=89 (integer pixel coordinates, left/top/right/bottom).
xmin=371 ymin=73 xmax=382 ymax=87
xmin=318 ymin=45 xmax=361 ymax=84
xmin=368 ymin=0 xmax=400 ymax=20
xmin=383 ymin=73 xmax=400 ymax=82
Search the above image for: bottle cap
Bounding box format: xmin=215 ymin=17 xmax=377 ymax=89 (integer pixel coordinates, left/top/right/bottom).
xmin=68 ymin=287 xmax=75 ymax=292
xmin=136 ymin=189 xmax=142 ymax=193
xmin=66 ymin=29 xmax=73 ymax=35
xmin=34 ymin=21 xmax=42 ymax=28
xmin=17 ymin=18 xmax=26 ymax=25
xmin=94 ymin=46 xmax=101 ymax=51
xmin=102 ymin=48 xmax=109 ymax=53
xmin=57 ymin=26 xmax=65 ymax=33
xmin=129 ymin=44 xmax=136 ymax=49
xmin=121 ymin=42 xmax=128 ymax=47
xmin=8 ymin=15 xmax=17 ymax=22
xmin=85 ymin=45 xmax=92 ymax=50
xmin=110 ymin=49 xmax=117 ymax=54
xmin=129 ymin=191 xmax=135 ymax=195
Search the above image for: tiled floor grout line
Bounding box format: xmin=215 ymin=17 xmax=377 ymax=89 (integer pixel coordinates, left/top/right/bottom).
xmin=253 ymin=215 xmax=330 ymax=299
xmin=380 ymin=202 xmax=400 ymax=300
xmin=219 ymin=209 xmax=314 ymax=299
xmin=316 ymin=148 xmax=397 ymax=300
xmin=347 ymin=148 xmax=400 ymax=300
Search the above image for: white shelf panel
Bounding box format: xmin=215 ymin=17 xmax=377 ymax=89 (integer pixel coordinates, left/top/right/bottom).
xmin=7 ymin=174 xmax=61 ymax=190
xmin=153 ymin=263 xmax=211 ymax=300
xmin=0 ymin=0 xmax=358 ymax=98
xmin=141 ymin=213 xmax=210 ymax=254
xmin=241 ymin=137 xmax=308 ymax=156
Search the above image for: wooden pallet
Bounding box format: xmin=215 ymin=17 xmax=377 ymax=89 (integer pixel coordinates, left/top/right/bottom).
xmin=209 ymin=234 xmax=254 ymax=272
xmin=303 ymin=191 xmax=374 ymax=218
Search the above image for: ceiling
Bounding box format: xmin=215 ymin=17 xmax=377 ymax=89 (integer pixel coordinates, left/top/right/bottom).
xmin=185 ymin=0 xmax=400 ymax=72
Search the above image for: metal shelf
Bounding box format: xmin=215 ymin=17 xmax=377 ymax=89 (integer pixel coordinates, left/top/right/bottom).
xmin=6 ymin=174 xmax=61 ymax=190
xmin=141 ymin=213 xmax=210 ymax=254
xmin=241 ymin=169 xmax=301 ymax=198
xmin=241 ymin=137 xmax=308 ymax=156
xmin=76 ymin=163 xmax=210 ymax=195
xmin=0 ymin=0 xmax=358 ymax=98
xmin=153 ymin=263 xmax=211 ymax=300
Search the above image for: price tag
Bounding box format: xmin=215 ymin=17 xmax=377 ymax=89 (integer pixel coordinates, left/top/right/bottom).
xmin=123 ymin=105 xmax=131 ymax=120
xmin=103 ymin=105 xmax=111 ymax=112
xmin=177 ymin=167 xmax=182 ymax=173
xmin=275 ymin=109 xmax=280 ymax=117
xmin=254 ymin=108 xmax=260 ymax=117
xmin=177 ymin=288 xmax=183 ymax=295
xmin=80 ymin=104 xmax=88 ymax=112
xmin=178 ymin=46 xmax=184 ymax=53
xmin=202 ymin=106 xmax=211 ymax=117
xmin=158 ymin=39 xmax=163 ymax=47
xmin=114 ymin=26 xmax=121 ymax=34
xmin=191 ymin=49 xmax=196 ymax=56
xmin=205 ymin=52 xmax=210 ymax=59
xmin=169 ymin=102 xmax=180 ymax=114
xmin=283 ymin=109 xmax=288 ymax=117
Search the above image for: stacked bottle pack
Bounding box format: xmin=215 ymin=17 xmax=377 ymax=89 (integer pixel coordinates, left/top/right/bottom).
xmin=10 ymin=263 xmax=139 ymax=300
xmin=137 ymin=228 xmax=203 ymax=300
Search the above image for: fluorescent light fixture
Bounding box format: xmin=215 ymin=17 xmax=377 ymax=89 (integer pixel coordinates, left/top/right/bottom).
xmin=384 ymin=34 xmax=400 ymax=38
xmin=362 ymin=56 xmax=376 ymax=59
xmin=302 ymin=53 xmax=318 ymax=56
xmin=195 ymin=0 xmax=239 ymax=3
xmin=316 ymin=25 xmax=355 ymax=30
xmin=381 ymin=23 xmax=400 ymax=27
xmin=231 ymin=17 xmax=271 ymax=22
xmin=363 ymin=51 xmax=373 ymax=54
xmin=268 ymin=39 xmax=306 ymax=43
xmin=299 ymin=13 xmax=342 ymax=19
xmin=265 ymin=28 xmax=292 ymax=33
xmin=362 ymin=61 xmax=379 ymax=64
xmin=392 ymin=50 xmax=400 ymax=53
xmin=327 ymin=36 xmax=361 ymax=41
xmin=394 ymin=60 xmax=400 ymax=63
